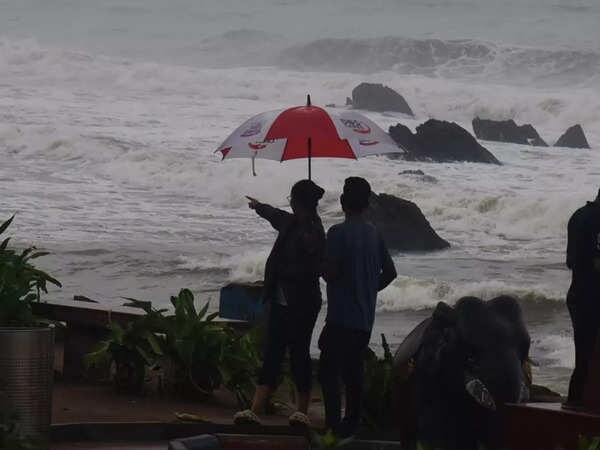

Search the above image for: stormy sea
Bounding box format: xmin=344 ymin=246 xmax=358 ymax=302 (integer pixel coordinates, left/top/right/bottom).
xmin=2 ymin=0 xmax=600 ymax=393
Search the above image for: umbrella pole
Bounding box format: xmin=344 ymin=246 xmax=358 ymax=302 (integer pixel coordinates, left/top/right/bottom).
xmin=252 ymin=152 xmax=257 ymax=176
xmin=307 ymin=94 xmax=312 ymax=180
xmin=308 ymin=137 xmax=312 ymax=180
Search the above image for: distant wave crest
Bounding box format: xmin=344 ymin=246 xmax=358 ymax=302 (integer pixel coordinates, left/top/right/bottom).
xmin=278 ymin=36 xmax=600 ymax=86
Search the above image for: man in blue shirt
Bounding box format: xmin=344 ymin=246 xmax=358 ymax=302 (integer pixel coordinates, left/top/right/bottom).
xmin=319 ymin=177 xmax=397 ymax=436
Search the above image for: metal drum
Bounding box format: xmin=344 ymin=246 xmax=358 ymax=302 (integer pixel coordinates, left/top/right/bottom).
xmin=0 ymin=326 xmax=55 ymax=439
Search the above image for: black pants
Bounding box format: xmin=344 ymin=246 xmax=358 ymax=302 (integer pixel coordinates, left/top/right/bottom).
xmin=257 ymin=303 xmax=319 ymax=394
xmin=318 ymin=324 xmax=370 ymax=433
xmin=567 ymin=298 xmax=600 ymax=404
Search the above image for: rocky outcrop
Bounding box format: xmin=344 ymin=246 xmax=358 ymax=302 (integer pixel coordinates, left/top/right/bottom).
xmin=555 ymin=125 xmax=590 ymax=149
xmin=389 ymin=119 xmax=501 ymax=164
xmin=351 ymin=83 xmax=414 ymax=115
xmin=388 ymin=123 xmax=418 ymax=155
xmin=472 ymin=118 xmax=548 ymax=147
xmin=399 ymin=169 xmax=438 ymax=183
xmin=366 ymin=192 xmax=450 ymax=252
xmin=400 ymin=169 xmax=426 ymax=176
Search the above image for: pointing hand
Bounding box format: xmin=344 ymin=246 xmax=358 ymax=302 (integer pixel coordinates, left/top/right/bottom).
xmin=246 ymin=196 xmax=259 ymax=209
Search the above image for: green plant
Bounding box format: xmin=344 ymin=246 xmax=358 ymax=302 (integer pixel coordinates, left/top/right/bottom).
xmin=0 ymin=215 xmax=61 ymax=326
xmin=114 ymin=289 xmax=260 ymax=405
xmin=160 ymin=289 xmax=260 ymax=405
xmin=84 ymin=311 xmax=165 ymax=394
xmin=577 ymin=435 xmax=600 ymax=450
xmin=220 ymin=323 xmax=261 ymax=408
xmin=311 ymin=430 xmax=354 ymax=450
xmin=362 ymin=334 xmax=395 ymax=431
xmin=160 ymin=288 xmax=226 ymax=394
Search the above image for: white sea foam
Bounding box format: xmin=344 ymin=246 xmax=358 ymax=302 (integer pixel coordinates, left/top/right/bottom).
xmin=532 ymin=333 xmax=574 ymax=369
xmin=2 ymin=1 xmax=598 ymax=388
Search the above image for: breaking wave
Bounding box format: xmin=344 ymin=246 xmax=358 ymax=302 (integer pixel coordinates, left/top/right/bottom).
xmin=279 ymin=37 xmax=600 ymax=87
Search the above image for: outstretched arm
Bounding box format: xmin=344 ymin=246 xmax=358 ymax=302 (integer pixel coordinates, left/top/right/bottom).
xmin=247 ymin=196 xmax=292 ymax=231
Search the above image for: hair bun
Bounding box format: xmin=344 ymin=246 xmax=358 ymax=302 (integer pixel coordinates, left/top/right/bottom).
xmin=315 ymin=186 xmax=325 ymax=200
xmin=291 ymin=179 xmax=325 ymax=210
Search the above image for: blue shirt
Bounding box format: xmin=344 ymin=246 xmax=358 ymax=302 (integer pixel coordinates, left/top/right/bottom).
xmin=325 ymin=218 xmax=396 ymax=332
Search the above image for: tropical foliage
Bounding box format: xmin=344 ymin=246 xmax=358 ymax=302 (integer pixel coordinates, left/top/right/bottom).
xmin=159 ymin=288 xmax=261 ymax=406
xmin=84 ymin=288 xmax=261 ymax=406
xmin=0 ymin=215 xmax=61 ymax=327
xmin=311 ymin=430 xmax=354 ymax=450
xmin=84 ymin=302 xmax=166 ymax=393
xmin=362 ymin=334 xmax=395 ymax=430
xmin=575 ymin=435 xmax=600 ymax=450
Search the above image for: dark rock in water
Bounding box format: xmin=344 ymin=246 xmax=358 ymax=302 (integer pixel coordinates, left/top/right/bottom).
xmin=351 ymin=82 xmax=414 ymax=115
xmin=555 ymin=124 xmax=591 ymax=149
xmin=400 ymin=169 xmax=425 ymax=176
xmin=325 ymin=103 xmax=336 ymax=107
xmin=345 ymin=96 xmax=353 ymax=106
xmin=366 ymin=192 xmax=450 ymax=251
xmin=389 ymin=119 xmax=501 ymax=164
xmin=399 ymin=169 xmax=438 ymax=183
xmin=518 ymin=124 xmax=548 ymax=147
xmin=388 ymin=123 xmax=418 ymax=156
xmin=472 ymin=117 xmax=548 ymax=147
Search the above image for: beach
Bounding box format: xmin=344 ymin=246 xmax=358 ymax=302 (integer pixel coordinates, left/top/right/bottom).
xmin=2 ymin=0 xmax=600 ymax=396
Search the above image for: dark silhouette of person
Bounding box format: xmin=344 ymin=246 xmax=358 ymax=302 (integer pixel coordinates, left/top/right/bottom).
xmin=319 ymin=177 xmax=397 ymax=436
xmin=564 ymin=188 xmax=600 ymax=408
xmin=234 ymin=179 xmax=325 ymax=427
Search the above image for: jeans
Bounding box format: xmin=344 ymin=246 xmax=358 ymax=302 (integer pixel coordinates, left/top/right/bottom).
xmin=318 ymin=323 xmax=370 ymax=434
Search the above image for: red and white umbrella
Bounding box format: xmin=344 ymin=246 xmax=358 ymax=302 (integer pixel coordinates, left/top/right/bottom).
xmin=215 ymin=96 xmax=404 ymax=179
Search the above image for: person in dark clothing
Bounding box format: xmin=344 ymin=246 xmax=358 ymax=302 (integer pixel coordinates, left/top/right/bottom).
xmin=234 ymin=179 xmax=326 ymax=427
xmin=564 ymin=188 xmax=600 ymax=408
xmin=319 ymin=177 xmax=397 ymax=436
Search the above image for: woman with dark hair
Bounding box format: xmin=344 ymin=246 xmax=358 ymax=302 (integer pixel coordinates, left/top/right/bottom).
xmin=234 ymin=179 xmax=326 ymax=427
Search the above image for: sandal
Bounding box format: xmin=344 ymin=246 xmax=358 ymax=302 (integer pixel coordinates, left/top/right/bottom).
xmin=289 ymin=411 xmax=311 ymax=427
xmin=233 ymin=409 xmax=262 ymax=425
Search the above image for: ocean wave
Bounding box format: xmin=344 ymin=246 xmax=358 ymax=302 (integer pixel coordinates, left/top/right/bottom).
xmin=195 ymin=29 xmax=287 ymax=67
xmin=377 ymin=276 xmax=564 ymax=312
xmin=532 ymin=333 xmax=573 ymax=369
xmin=6 ymin=33 xmax=598 ymax=90
xmin=278 ymin=36 xmax=600 ymax=86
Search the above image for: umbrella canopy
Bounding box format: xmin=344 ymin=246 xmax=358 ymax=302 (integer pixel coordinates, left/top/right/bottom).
xmin=215 ymin=96 xmax=404 ymax=179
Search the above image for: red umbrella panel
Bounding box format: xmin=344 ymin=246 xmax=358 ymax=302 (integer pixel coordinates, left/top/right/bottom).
xmin=215 ymin=102 xmax=404 ymax=178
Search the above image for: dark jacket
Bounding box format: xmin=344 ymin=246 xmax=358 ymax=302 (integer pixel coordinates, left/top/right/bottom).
xmin=566 ymin=201 xmax=600 ymax=306
xmin=255 ymin=202 xmax=325 ymax=315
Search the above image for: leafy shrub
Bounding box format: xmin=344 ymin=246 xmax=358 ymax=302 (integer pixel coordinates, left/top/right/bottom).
xmin=0 ymin=215 xmax=61 ymax=327
xmin=160 ymin=289 xmax=225 ymax=394
xmin=85 ymin=288 xmax=260 ymax=407
xmin=362 ymin=334 xmax=395 ymax=430
xmin=311 ymin=430 xmax=354 ymax=449
xmin=84 ymin=303 xmax=166 ymax=394
xmin=160 ymin=289 xmax=260 ymax=406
